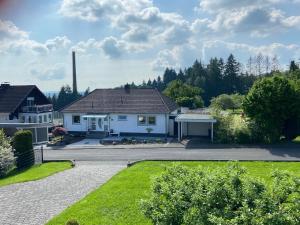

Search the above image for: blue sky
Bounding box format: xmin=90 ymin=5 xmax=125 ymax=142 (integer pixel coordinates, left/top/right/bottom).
xmin=0 ymin=0 xmax=300 ymax=91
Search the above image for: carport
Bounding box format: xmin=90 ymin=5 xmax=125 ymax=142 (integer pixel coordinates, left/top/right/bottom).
xmin=175 ymin=114 xmax=217 ymax=142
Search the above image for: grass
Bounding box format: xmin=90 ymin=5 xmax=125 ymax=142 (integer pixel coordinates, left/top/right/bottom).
xmin=47 ymin=161 xmax=300 ymax=225
xmin=293 ymin=136 xmax=300 ymax=144
xmin=0 ymin=161 xmax=72 ymax=187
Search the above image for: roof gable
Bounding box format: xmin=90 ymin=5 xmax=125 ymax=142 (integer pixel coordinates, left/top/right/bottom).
xmin=0 ymin=85 xmax=49 ymax=113
xmin=61 ymin=88 xmax=178 ymax=114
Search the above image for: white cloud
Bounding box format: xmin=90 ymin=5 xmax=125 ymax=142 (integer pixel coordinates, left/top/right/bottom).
xmin=0 ymin=20 xmax=28 ymax=40
xmin=45 ymin=36 xmax=71 ymax=50
xmin=151 ymin=48 xmax=181 ymax=71
xmin=59 ymin=0 xmax=153 ymax=22
xmin=31 ymin=63 xmax=67 ymax=81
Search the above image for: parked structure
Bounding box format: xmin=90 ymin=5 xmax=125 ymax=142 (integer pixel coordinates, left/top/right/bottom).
xmin=0 ymin=83 xmax=53 ymax=143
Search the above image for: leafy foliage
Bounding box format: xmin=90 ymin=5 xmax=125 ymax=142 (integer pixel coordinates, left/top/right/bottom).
xmin=0 ymin=129 xmax=15 ymax=177
xmin=141 ymin=163 xmax=300 ymax=225
xmin=12 ymin=130 xmax=34 ymax=169
xmin=243 ymin=75 xmax=300 ymax=143
xmin=210 ymin=94 xmax=244 ymax=111
xmin=163 ymin=80 xmax=204 ymax=109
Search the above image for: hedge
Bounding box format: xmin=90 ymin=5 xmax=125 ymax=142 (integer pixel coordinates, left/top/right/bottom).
xmin=13 ymin=130 xmax=34 ymax=169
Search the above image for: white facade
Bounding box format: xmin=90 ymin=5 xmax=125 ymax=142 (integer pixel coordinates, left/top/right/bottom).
xmin=63 ymin=113 xmax=169 ymax=135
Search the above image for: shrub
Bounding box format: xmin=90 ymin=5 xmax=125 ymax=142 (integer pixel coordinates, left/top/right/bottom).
xmin=0 ymin=129 xmax=15 ymax=177
xmin=141 ymin=163 xmax=300 ymax=225
xmin=12 ymin=130 xmax=34 ymax=169
xmin=65 ymin=219 xmax=79 ymax=225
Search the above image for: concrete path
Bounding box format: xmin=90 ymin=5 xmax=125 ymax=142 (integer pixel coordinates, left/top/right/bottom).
xmin=44 ymin=147 xmax=300 ymax=162
xmin=0 ymin=161 xmax=126 ymax=225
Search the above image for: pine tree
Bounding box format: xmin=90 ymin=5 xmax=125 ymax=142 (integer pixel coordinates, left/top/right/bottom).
xmin=224 ymin=54 xmax=240 ymax=94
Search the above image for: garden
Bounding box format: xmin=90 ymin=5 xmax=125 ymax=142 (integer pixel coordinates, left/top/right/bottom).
xmin=0 ymin=129 xmax=72 ymax=187
xmin=47 ymin=161 xmax=300 ymax=225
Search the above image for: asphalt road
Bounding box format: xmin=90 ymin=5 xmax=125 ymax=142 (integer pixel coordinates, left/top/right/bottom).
xmin=44 ymin=146 xmax=300 ymax=162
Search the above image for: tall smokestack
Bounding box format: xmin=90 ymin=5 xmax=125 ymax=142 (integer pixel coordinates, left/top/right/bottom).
xmin=72 ymin=51 xmax=78 ymax=94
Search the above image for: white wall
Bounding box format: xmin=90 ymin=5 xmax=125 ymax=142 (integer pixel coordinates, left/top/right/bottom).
xmin=63 ymin=113 xmax=87 ymax=132
xmin=110 ymin=114 xmax=167 ymax=134
xmin=63 ymin=113 xmax=168 ymax=134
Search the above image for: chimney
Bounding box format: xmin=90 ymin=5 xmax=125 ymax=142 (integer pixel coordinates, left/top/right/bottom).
xmin=72 ymin=51 xmax=78 ymax=94
xmin=0 ymin=82 xmax=10 ymax=89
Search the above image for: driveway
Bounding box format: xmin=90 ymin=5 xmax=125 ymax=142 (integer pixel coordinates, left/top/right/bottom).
xmin=0 ymin=161 xmax=126 ymax=225
xmin=44 ymin=146 xmax=300 ymax=162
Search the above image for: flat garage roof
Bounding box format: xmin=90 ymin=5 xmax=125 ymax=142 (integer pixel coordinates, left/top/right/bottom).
xmin=175 ymin=114 xmax=217 ymax=123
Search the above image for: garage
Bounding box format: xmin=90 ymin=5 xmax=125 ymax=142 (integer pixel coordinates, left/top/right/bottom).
xmin=175 ymin=114 xmax=217 ymax=142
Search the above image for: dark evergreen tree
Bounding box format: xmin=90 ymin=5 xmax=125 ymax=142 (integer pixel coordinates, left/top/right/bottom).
xmin=223 ymin=54 xmax=240 ymax=94
xmin=289 ymin=60 xmax=299 ymax=72
xmin=163 ymin=68 xmax=177 ymax=86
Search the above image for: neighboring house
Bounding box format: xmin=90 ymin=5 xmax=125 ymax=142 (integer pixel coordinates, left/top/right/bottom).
xmin=61 ymin=87 xmax=178 ymax=137
xmin=60 ymin=86 xmax=217 ymax=141
xmin=0 ymin=83 xmax=53 ymax=143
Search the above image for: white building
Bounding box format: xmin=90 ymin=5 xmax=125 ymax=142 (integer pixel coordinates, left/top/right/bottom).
xmin=0 ymin=83 xmax=53 ymax=143
xmin=61 ymin=87 xmax=216 ymax=141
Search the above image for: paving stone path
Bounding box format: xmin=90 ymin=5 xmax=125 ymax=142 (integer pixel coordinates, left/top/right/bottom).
xmin=0 ymin=161 xmax=126 ymax=225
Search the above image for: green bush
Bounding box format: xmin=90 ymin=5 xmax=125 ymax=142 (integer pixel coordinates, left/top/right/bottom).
xmin=141 ymin=163 xmax=300 ymax=225
xmin=0 ymin=129 xmax=15 ymax=177
xmin=12 ymin=130 xmax=34 ymax=169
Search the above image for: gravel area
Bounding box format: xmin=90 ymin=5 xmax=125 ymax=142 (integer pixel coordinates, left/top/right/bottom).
xmin=0 ymin=161 xmax=126 ymax=225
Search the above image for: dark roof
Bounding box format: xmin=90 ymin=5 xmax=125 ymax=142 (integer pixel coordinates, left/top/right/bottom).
xmin=61 ymin=88 xmax=178 ymax=114
xmin=0 ymin=85 xmax=36 ymax=113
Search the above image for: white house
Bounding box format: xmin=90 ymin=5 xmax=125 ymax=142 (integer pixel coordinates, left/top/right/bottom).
xmin=0 ymin=83 xmax=53 ymax=143
xmin=60 ymin=86 xmax=217 ymax=141
xmin=61 ymin=87 xmax=178 ymax=137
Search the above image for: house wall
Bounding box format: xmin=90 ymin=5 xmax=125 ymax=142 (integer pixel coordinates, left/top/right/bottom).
xmin=0 ymin=113 xmax=11 ymax=123
xmin=63 ymin=113 xmax=168 ymax=135
xmin=109 ymin=114 xmax=167 ymax=134
xmin=182 ymin=122 xmax=211 ymax=136
xmin=63 ymin=113 xmax=88 ymax=132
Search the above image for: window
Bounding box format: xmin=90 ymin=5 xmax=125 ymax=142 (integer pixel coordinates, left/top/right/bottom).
xmin=27 ymin=97 xmax=34 ymax=106
xmin=72 ymin=115 xmax=81 ymax=124
xmin=39 ymin=115 xmax=42 ymax=123
xmin=44 ymin=115 xmax=47 ymax=123
xmin=138 ymin=115 xmax=147 ymax=125
xmin=118 ymin=115 xmax=127 ymax=121
xmin=148 ymin=116 xmax=156 ymax=125
xmin=48 ymin=114 xmax=52 ymax=122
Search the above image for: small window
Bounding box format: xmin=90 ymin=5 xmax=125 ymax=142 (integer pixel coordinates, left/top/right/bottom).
xmin=118 ymin=115 xmax=127 ymax=121
xmin=72 ymin=115 xmax=81 ymax=124
xmin=148 ymin=116 xmax=156 ymax=125
xmin=138 ymin=115 xmax=146 ymax=125
xmin=44 ymin=115 xmax=47 ymax=123
xmin=48 ymin=114 xmax=52 ymax=122
xmin=39 ymin=115 xmax=42 ymax=123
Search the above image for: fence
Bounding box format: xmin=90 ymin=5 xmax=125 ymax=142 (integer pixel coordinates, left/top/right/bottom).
xmin=15 ymin=147 xmax=44 ymax=168
xmin=34 ymin=146 xmax=44 ymax=164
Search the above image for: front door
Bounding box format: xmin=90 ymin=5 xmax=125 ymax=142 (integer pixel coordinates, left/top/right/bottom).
xmin=89 ymin=118 xmax=97 ymax=131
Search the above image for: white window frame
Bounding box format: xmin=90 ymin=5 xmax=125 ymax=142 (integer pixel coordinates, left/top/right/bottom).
xmin=72 ymin=115 xmax=81 ymax=124
xmin=137 ymin=115 xmax=147 ymax=126
xmin=118 ymin=115 xmax=127 ymax=121
xmin=148 ymin=116 xmax=156 ymax=126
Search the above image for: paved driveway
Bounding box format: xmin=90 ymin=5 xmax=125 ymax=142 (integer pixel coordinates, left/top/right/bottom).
xmin=0 ymin=161 xmax=126 ymax=225
xmin=44 ymin=146 xmax=300 ymax=162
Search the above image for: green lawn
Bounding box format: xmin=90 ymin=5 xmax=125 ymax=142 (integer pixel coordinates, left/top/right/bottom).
xmin=293 ymin=136 xmax=300 ymax=144
xmin=47 ymin=161 xmax=300 ymax=225
xmin=0 ymin=161 xmax=72 ymax=187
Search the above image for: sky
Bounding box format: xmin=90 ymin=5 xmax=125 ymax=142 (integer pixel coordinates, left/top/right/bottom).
xmin=0 ymin=0 xmax=300 ymax=92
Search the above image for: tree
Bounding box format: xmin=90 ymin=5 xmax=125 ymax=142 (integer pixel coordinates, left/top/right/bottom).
xmin=163 ymin=68 xmax=177 ymax=86
xmin=210 ymin=94 xmax=243 ymax=111
xmin=289 ymin=60 xmax=299 ymax=72
xmin=84 ymin=87 xmax=90 ymax=96
xmin=243 ymin=75 xmax=300 ymax=142
xmin=163 ymin=80 xmax=204 ymax=109
xmin=0 ymin=129 xmax=15 ymax=177
xmin=141 ymin=163 xmax=300 ymax=225
xmin=223 ymin=54 xmax=240 ymax=93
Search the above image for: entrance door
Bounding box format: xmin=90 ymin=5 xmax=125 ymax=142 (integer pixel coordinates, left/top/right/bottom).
xmin=89 ymin=118 xmax=96 ymax=131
